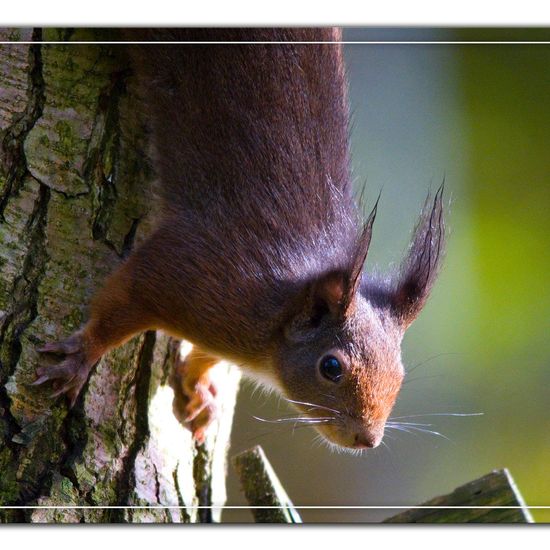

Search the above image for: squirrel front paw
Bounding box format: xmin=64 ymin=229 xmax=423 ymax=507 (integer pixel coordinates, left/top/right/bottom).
xmin=33 ymin=331 xmax=96 ymax=407
xmin=170 ymin=346 xmax=219 ymax=444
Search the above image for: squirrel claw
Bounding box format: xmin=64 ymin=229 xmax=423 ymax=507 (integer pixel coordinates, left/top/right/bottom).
xmin=36 ymin=333 xmax=83 ymax=356
xmin=30 ymin=374 xmax=53 ymax=386
xmin=49 ymin=377 xmax=76 ymax=398
xmin=34 ymin=334 xmax=94 ymax=407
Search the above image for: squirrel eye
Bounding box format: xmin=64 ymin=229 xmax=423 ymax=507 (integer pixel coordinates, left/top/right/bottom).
xmin=319 ymin=354 xmax=343 ymax=383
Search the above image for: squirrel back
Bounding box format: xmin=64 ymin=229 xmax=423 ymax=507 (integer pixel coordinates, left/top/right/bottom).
xmin=127 ymin=29 xmax=353 ymax=226
xmin=122 ymin=28 xmax=364 ymax=358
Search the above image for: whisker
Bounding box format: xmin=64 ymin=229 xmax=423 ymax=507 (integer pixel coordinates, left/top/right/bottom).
xmin=385 ymin=424 xmax=452 ymax=442
xmin=250 ymin=409 xmax=328 ymax=419
xmin=386 ymin=421 xmax=433 ymax=427
xmin=311 ymin=433 xmax=326 ymax=450
xmin=252 ymin=415 xmax=335 ymax=425
xmin=400 ymin=425 xmax=452 ymax=442
xmin=320 ymin=393 xmax=352 ymax=416
xmin=379 ymin=439 xmax=393 ymax=462
xmin=385 ymin=410 xmax=483 ymax=446
xmin=244 ymin=422 xmax=334 ymax=444
xmin=402 ymin=374 xmax=444 ymax=385
xmin=389 ymin=412 xmax=483 ymax=420
xmin=379 ymin=438 xmax=396 ymax=459
xmin=405 ymin=352 xmax=463 ymax=375
xmin=282 ymin=396 xmax=342 ymax=416
xmin=385 ymin=425 xmax=416 ymax=435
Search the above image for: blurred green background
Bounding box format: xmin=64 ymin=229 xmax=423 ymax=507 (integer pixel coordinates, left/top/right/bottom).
xmin=225 ymin=28 xmax=550 ymax=523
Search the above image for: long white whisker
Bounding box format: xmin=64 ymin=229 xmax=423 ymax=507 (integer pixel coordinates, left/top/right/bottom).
xmin=386 ymin=424 xmax=452 ymax=442
xmin=252 ymin=415 xmax=334 ymax=424
xmin=254 ymin=410 xmax=330 ymax=419
xmin=401 ymin=425 xmax=452 ymax=442
xmin=389 ymin=412 xmax=484 ymax=420
xmin=282 ymin=396 xmax=342 ymax=415
xmin=386 ymin=421 xmax=434 ymax=427
xmin=385 ymin=425 xmax=416 ymax=435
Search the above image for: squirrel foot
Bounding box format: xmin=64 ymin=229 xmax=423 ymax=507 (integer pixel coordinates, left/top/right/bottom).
xmin=170 ymin=345 xmax=219 ymax=444
xmin=33 ymin=331 xmax=96 ymax=407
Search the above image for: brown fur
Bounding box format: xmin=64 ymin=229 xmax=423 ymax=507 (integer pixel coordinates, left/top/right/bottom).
xmin=35 ymin=28 xmax=445 ymax=449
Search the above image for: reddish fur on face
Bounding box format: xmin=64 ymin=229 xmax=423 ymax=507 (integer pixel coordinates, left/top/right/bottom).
xmin=36 ymin=29 xmax=445 ymax=449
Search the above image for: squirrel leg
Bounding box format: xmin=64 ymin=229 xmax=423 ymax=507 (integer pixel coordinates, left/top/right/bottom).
xmin=34 ymin=259 xmax=156 ymax=407
xmin=170 ymin=345 xmax=220 ymax=443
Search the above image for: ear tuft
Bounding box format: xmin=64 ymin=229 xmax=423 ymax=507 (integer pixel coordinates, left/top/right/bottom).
xmin=391 ymin=184 xmax=446 ymax=328
xmin=341 ymin=195 xmax=379 ymax=313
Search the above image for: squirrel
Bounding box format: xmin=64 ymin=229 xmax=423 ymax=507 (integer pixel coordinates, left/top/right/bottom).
xmin=34 ymin=28 xmax=445 ymax=450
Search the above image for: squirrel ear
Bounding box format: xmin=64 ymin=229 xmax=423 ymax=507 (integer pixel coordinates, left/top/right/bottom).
xmin=311 ymin=271 xmax=346 ymax=319
xmin=391 ymin=185 xmax=445 ymax=328
xmin=284 ymin=199 xmax=379 ymax=343
xmin=284 ymin=271 xmax=346 ymax=342
xmin=340 ymin=197 xmax=378 ymax=314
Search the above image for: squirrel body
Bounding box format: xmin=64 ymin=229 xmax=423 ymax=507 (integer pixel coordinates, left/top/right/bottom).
xmin=35 ymin=28 xmax=445 ymax=449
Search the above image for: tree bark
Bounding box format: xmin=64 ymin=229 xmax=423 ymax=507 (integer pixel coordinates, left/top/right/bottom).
xmin=0 ymin=28 xmax=240 ymax=523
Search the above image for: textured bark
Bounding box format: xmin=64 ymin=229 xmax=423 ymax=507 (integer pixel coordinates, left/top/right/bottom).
xmin=233 ymin=446 xmax=302 ymax=523
xmin=383 ymin=469 xmax=533 ymax=523
xmin=0 ymin=28 xmax=240 ymax=523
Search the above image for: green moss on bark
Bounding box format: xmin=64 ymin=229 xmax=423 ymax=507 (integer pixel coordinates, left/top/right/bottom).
xmin=0 ymin=27 xmax=240 ymax=523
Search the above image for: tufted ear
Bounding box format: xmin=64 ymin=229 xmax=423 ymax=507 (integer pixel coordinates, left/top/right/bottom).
xmin=340 ymin=197 xmax=379 ymax=314
xmin=390 ymin=185 xmax=446 ymax=328
xmin=284 ymin=270 xmax=347 ymax=342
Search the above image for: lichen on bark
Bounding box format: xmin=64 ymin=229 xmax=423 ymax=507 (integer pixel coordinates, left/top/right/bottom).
xmin=0 ymin=27 xmax=240 ymax=523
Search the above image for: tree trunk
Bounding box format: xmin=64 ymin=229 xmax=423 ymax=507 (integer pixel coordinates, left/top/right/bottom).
xmin=0 ymin=27 xmax=240 ymax=523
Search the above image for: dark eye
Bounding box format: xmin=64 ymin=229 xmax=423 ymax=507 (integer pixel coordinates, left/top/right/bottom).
xmin=319 ymin=355 xmax=343 ymax=382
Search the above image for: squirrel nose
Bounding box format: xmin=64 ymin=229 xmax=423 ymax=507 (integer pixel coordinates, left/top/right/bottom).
xmin=353 ymin=431 xmax=382 ymax=449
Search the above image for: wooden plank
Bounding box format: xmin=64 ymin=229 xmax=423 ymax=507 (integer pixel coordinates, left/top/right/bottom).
xmin=232 ymin=445 xmax=302 ymax=523
xmin=383 ymin=469 xmax=534 ymax=523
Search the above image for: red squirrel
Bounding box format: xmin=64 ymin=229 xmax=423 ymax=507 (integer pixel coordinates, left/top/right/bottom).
xmin=34 ymin=28 xmax=445 ymax=450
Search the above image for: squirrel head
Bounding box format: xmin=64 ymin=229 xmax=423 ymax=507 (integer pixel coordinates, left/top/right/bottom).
xmin=274 ymin=186 xmax=445 ymax=451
